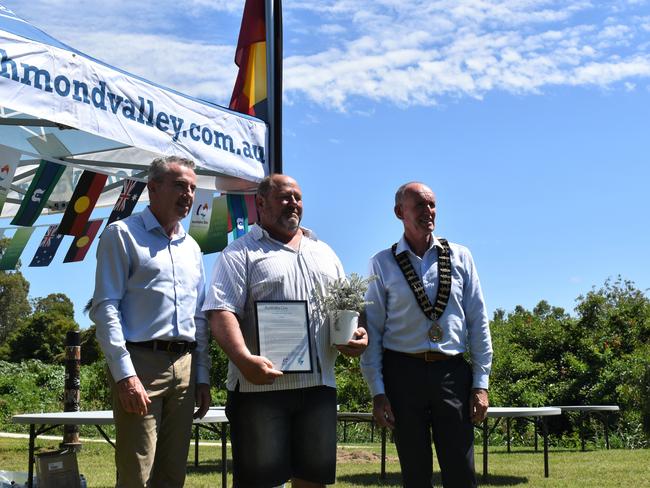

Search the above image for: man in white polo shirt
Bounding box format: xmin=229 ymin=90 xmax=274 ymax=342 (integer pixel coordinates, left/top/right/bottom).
xmin=203 ymin=174 xmax=367 ymax=488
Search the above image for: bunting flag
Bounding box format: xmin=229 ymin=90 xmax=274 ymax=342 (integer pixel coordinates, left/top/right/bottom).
xmin=228 ymin=194 xmax=249 ymax=239
xmin=210 ymin=195 xmax=230 ymax=253
xmin=56 ymin=170 xmax=108 ymax=236
xmin=63 ymin=219 xmax=103 ymax=263
xmin=10 ymin=160 xmax=66 ymax=227
xmin=29 ymin=224 xmax=65 ymax=267
xmin=0 ymin=227 xmax=36 ymax=271
xmin=244 ymin=194 xmax=258 ymax=224
xmin=0 ymin=145 xmax=22 ymax=215
xmin=229 ymin=0 xmax=268 ymax=122
xmin=107 ymin=178 xmax=146 ymax=226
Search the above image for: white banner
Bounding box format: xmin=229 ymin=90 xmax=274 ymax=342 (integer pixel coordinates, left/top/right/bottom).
xmin=0 ymin=30 xmax=268 ymax=183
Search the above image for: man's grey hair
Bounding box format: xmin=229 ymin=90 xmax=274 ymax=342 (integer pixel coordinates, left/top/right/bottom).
xmin=148 ymin=156 xmax=195 ymax=182
xmin=256 ymin=174 xmax=281 ymax=199
xmin=395 ymin=181 xmax=426 ymax=206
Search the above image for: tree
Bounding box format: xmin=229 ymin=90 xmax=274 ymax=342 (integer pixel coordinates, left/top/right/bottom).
xmin=33 ymin=293 xmax=75 ymax=318
xmin=3 ymin=312 xmax=78 ymax=363
xmin=490 ymin=277 xmax=650 ymax=446
xmin=0 ymin=238 xmax=32 ymax=343
xmin=80 ymin=324 xmax=103 ymax=365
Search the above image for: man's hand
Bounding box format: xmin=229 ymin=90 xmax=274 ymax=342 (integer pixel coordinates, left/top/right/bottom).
xmin=117 ymin=376 xmax=151 ymax=416
xmin=336 ymin=327 xmax=368 ymax=357
xmin=470 ymin=388 xmax=489 ymax=424
xmin=239 ymin=355 xmax=283 ymax=385
xmin=372 ymin=394 xmax=395 ymax=429
xmin=193 ymin=383 xmax=212 ymax=419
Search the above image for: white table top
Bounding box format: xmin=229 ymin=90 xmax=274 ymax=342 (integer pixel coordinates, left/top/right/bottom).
xmin=487 ymin=407 xmax=562 ymax=418
xmin=553 ymin=405 xmax=620 ymax=412
xmin=12 ymin=407 xmax=227 ymax=426
xmin=337 ymin=407 xmax=562 ymax=421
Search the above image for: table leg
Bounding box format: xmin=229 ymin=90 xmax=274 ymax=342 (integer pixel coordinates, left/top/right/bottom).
xmin=506 ymin=418 xmax=511 ymax=453
xmin=28 ymin=423 xmax=35 ymax=488
xmin=482 ymin=419 xmax=488 ymax=479
xmin=580 ymin=412 xmax=586 ymax=451
xmin=542 ymin=417 xmax=549 ymax=478
xmin=604 ymin=414 xmax=610 ymax=449
xmin=380 ymin=427 xmax=386 ymax=479
xmin=221 ymin=423 xmax=227 ymax=488
xmin=343 ymin=420 xmax=348 ymax=443
xmin=534 ymin=421 xmax=538 ymax=452
xmin=194 ymin=425 xmax=199 ymax=467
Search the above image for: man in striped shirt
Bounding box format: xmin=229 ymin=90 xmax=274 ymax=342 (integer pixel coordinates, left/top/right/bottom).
xmin=203 ymin=174 xmax=367 ymax=488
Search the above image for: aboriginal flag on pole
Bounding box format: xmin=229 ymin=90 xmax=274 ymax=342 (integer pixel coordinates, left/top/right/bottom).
xmin=230 ymin=0 xmax=268 ymax=122
xmin=10 ymin=160 xmax=66 ymax=227
xmin=107 ymin=178 xmax=146 ymax=226
xmin=63 ymin=219 xmax=103 ymax=263
xmin=29 ymin=224 xmax=64 ymax=267
xmin=57 ymin=170 xmax=107 ymax=236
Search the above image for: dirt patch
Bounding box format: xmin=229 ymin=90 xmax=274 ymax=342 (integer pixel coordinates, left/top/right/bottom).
xmin=336 ymin=448 xmax=397 ymax=463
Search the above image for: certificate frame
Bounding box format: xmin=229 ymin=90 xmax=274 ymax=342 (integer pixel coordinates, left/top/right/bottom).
xmin=254 ymin=300 xmax=313 ymax=374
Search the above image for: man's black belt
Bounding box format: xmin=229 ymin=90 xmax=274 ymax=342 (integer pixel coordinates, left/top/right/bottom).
xmin=385 ymin=348 xmax=459 ymax=362
xmin=126 ymin=339 xmax=197 ymax=354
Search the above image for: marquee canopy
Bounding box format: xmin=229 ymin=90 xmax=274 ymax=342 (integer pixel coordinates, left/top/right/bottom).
xmin=0 ymin=4 xmax=268 ymax=219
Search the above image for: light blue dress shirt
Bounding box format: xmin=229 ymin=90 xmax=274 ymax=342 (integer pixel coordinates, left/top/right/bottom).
xmin=360 ymin=234 xmax=493 ymax=396
xmin=91 ymin=207 xmax=210 ymax=385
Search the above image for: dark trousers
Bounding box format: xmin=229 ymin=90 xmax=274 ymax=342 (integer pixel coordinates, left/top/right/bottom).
xmin=383 ymin=349 xmax=477 ymax=488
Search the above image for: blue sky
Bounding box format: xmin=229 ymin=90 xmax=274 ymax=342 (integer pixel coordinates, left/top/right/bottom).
xmin=2 ymin=0 xmax=650 ymax=327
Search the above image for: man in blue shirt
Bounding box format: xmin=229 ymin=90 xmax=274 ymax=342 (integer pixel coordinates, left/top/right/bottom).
xmin=91 ymin=156 xmax=211 ymax=488
xmin=361 ymin=182 xmax=492 ymax=488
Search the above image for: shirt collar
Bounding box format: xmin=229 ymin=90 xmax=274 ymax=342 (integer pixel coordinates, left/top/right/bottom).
xmin=141 ymin=206 xmax=186 ymax=240
xmin=250 ymin=224 xmax=318 ymax=242
xmin=396 ymin=233 xmax=443 ymax=255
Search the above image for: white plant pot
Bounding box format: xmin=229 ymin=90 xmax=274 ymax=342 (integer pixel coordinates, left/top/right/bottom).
xmin=329 ymin=310 xmax=359 ymax=345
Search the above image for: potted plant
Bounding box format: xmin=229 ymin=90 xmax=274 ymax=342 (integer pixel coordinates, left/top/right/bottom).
xmin=318 ymin=273 xmax=376 ymax=345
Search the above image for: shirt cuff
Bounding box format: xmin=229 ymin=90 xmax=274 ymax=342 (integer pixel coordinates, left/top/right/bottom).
xmin=196 ymin=366 xmax=210 ymax=386
xmin=109 ymin=355 xmax=137 ymax=383
xmin=473 ymin=372 xmax=490 ymax=390
xmin=368 ymin=379 xmax=385 ymax=398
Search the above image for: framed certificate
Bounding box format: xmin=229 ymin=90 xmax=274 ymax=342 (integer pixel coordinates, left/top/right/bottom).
xmin=255 ymin=300 xmax=313 ymax=373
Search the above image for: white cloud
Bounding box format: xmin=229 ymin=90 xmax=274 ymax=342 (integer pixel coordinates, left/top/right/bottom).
xmin=4 ymin=0 xmax=650 ymax=110
xmin=281 ymin=1 xmax=650 ymax=109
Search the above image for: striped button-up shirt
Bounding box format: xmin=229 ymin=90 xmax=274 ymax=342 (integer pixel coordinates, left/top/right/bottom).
xmin=203 ymin=224 xmax=345 ymax=392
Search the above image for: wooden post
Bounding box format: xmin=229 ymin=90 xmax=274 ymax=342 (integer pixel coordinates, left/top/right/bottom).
xmin=62 ymin=330 xmax=81 ymax=449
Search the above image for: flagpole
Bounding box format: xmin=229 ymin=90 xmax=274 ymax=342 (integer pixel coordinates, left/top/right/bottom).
xmin=265 ymin=0 xmax=283 ymax=174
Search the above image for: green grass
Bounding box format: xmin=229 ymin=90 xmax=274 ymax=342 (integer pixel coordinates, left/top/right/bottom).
xmin=1 ymin=437 xmax=649 ymax=487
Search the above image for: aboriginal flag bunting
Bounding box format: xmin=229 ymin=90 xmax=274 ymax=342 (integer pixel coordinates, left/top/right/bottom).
xmin=230 ymin=0 xmax=268 ymax=122
xmin=57 ymin=170 xmax=107 ymax=236
xmin=107 ymin=179 xmax=146 ymax=226
xmin=63 ymin=219 xmax=103 ymax=263
xmin=29 ymin=224 xmax=64 ymax=267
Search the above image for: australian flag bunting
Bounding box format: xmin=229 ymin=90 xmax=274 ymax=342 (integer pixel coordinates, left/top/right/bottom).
xmin=29 ymin=224 xmax=65 ymax=267
xmin=107 ymin=179 xmax=146 ymax=226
